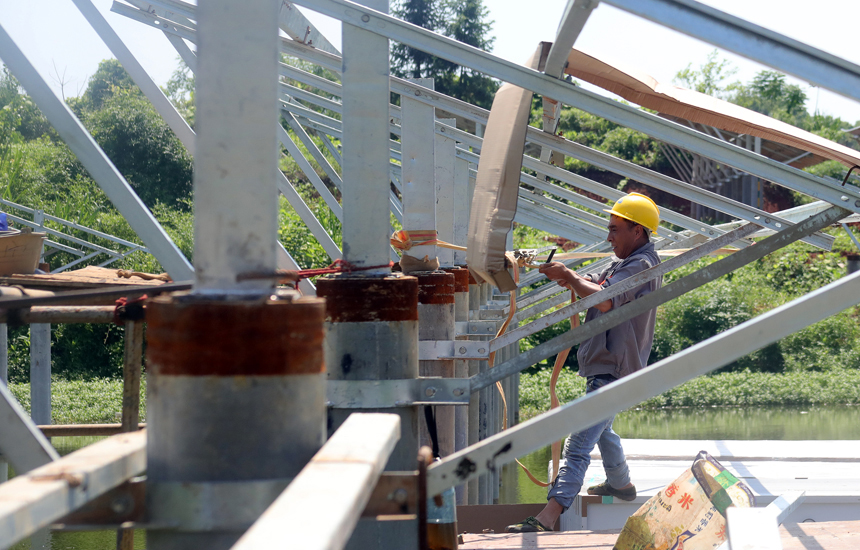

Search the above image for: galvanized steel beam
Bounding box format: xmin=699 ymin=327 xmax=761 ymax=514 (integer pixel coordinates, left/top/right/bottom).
xmin=604 ymin=0 xmax=860 ymax=103
xmin=0 ymin=381 xmax=58 ymax=475
xmin=291 ymin=0 xmax=860 ymax=222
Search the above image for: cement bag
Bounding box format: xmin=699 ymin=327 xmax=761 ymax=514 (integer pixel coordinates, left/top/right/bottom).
xmin=614 ymin=451 xmax=754 ymax=550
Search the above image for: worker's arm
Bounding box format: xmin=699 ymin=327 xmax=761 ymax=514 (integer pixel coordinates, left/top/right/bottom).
xmin=539 ymin=262 xmax=612 ymax=313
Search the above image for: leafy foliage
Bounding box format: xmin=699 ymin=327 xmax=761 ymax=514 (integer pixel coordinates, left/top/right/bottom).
xmin=519 ymin=368 xmax=860 ymax=420
xmin=390 ymin=0 xmax=498 ymax=109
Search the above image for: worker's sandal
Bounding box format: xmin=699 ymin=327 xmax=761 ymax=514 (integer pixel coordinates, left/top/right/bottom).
xmin=587 ymin=480 xmax=637 ymax=501
xmin=505 ymin=516 xmax=551 ymax=533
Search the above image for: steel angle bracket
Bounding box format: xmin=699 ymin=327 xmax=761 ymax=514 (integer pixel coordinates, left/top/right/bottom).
xmin=471 ymin=309 xmax=506 ymax=320
xmin=455 ymin=321 xmax=498 ymax=336
xmin=419 ymin=340 xmax=490 ymax=360
xmin=361 ymin=471 xmax=419 ymax=518
xmin=327 ymin=378 xmax=470 ymax=408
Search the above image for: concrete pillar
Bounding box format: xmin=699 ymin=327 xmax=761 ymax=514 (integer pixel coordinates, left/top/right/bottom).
xmin=30 ymin=323 xmax=50 ymax=426
xmin=319 ymin=276 xmax=419 ymax=550
xmin=146 ymin=295 xmax=325 ymax=550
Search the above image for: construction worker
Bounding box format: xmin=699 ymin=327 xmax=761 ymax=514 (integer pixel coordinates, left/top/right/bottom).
xmin=506 ymin=192 xmax=662 ymax=533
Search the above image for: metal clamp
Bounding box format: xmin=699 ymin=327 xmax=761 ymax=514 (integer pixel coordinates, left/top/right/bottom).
xmin=327 ymin=378 xmax=470 ymax=408
xmin=470 ymin=309 xmax=506 ymax=320
xmin=455 ymin=321 xmax=498 ymax=336
xmin=419 ymin=340 xmax=490 ymax=360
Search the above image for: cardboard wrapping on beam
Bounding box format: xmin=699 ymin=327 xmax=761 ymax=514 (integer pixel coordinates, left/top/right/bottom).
xmin=564 ymin=48 xmax=860 ymax=169
xmin=467 ymin=43 xmax=549 ymax=293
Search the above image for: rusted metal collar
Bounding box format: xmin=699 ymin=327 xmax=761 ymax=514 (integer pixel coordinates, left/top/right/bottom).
xmin=316 ymin=275 xmax=418 ymax=323
xmin=442 ymin=267 xmax=469 ymax=293
xmin=147 ymin=294 xmax=325 ymax=376
xmin=416 ymin=272 xmax=455 ymax=305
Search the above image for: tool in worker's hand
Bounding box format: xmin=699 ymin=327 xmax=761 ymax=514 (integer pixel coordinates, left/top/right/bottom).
xmin=545 ymin=248 xmax=557 ymax=264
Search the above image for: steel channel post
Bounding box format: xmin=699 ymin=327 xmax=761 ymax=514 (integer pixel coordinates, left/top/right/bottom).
xmin=340 ymin=0 xmax=393 ymax=273
xmin=400 ymin=81 xmax=438 ymax=263
xmin=435 ymin=120 xmax=457 ymax=268
xmin=29 ymin=324 xmax=51 ymax=426
xmin=316 ymin=276 xmax=419 ymax=549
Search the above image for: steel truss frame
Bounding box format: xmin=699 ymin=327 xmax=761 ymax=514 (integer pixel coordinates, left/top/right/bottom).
xmin=3 ymin=0 xmax=860 ymax=546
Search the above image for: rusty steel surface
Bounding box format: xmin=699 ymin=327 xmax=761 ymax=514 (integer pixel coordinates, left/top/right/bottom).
xmin=443 ymin=267 xmax=470 ymax=293
xmin=147 ymin=295 xmax=325 ymax=376
xmin=417 ymin=271 xmax=455 ymax=305
xmin=316 ymin=275 xmax=418 ymax=323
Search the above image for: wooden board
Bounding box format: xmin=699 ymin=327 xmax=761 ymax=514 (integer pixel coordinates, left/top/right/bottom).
xmin=0 ymin=266 xmax=168 ymax=290
xmin=460 ymin=521 xmax=860 ymax=549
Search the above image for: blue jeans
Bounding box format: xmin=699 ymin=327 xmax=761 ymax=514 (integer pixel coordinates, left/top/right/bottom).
xmin=546 ymin=375 xmax=630 ymax=511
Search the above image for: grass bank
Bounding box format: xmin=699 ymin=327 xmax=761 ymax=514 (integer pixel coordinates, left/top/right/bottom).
xmin=8 ymin=370 xmax=860 ymax=425
xmin=7 ymin=377 xmax=146 ymax=424
xmin=519 ymin=368 xmax=860 ymax=421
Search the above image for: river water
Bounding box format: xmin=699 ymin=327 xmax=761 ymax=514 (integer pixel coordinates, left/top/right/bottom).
xmin=9 ymin=405 xmax=860 ymax=548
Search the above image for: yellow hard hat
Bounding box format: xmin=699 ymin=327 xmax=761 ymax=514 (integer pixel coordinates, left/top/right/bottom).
xmin=603 ymin=193 xmax=660 ymax=235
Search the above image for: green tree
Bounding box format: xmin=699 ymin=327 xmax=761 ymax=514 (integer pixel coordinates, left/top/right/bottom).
xmin=164 ymin=59 xmax=195 ymax=127
xmin=81 ymin=88 xmax=193 ymax=208
xmin=674 ymin=50 xmax=738 ymax=99
xmin=433 ymin=0 xmax=498 ymax=109
xmin=79 ymin=59 xmax=136 ymax=110
xmin=391 ymin=0 xmax=443 ymax=79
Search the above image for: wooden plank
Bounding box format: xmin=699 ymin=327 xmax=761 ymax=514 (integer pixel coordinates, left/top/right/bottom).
xmin=0 ymin=430 xmax=146 ymax=549
xmin=37 ymin=424 xmax=146 ymax=437
xmin=232 ymin=413 xmax=401 ymax=550
xmin=0 ymin=266 xmax=168 ymax=291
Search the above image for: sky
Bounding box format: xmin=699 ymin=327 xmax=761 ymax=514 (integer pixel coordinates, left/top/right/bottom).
xmin=0 ymin=0 xmax=859 ymax=124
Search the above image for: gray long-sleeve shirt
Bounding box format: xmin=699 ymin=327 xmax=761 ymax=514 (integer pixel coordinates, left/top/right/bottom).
xmin=576 ymin=241 xmax=661 ymax=379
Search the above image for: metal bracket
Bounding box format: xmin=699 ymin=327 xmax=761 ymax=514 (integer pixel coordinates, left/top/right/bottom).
xmin=327 ymin=378 xmax=470 ymax=408
xmin=361 ymin=471 xmax=419 ymax=518
xmin=51 ymin=477 xmax=146 ymax=529
xmin=419 ymin=340 xmax=490 ymax=360
xmin=470 ymin=309 xmax=506 ymax=320
xmin=454 ymin=321 xmax=498 ymax=336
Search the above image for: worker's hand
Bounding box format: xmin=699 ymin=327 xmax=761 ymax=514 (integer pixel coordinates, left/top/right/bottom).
xmin=539 ymin=262 xmax=575 ymax=288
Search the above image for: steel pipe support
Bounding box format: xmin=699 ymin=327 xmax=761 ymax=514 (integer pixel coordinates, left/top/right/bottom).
xmin=466 ymin=275 xmax=480 ymax=504
xmin=445 ymin=267 xmax=470 ymax=505
xmin=145 ymin=294 xmax=326 ymax=550
xmin=316 ymin=274 xmax=419 ymax=550
xmin=417 ymin=272 xmax=456 ymax=460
